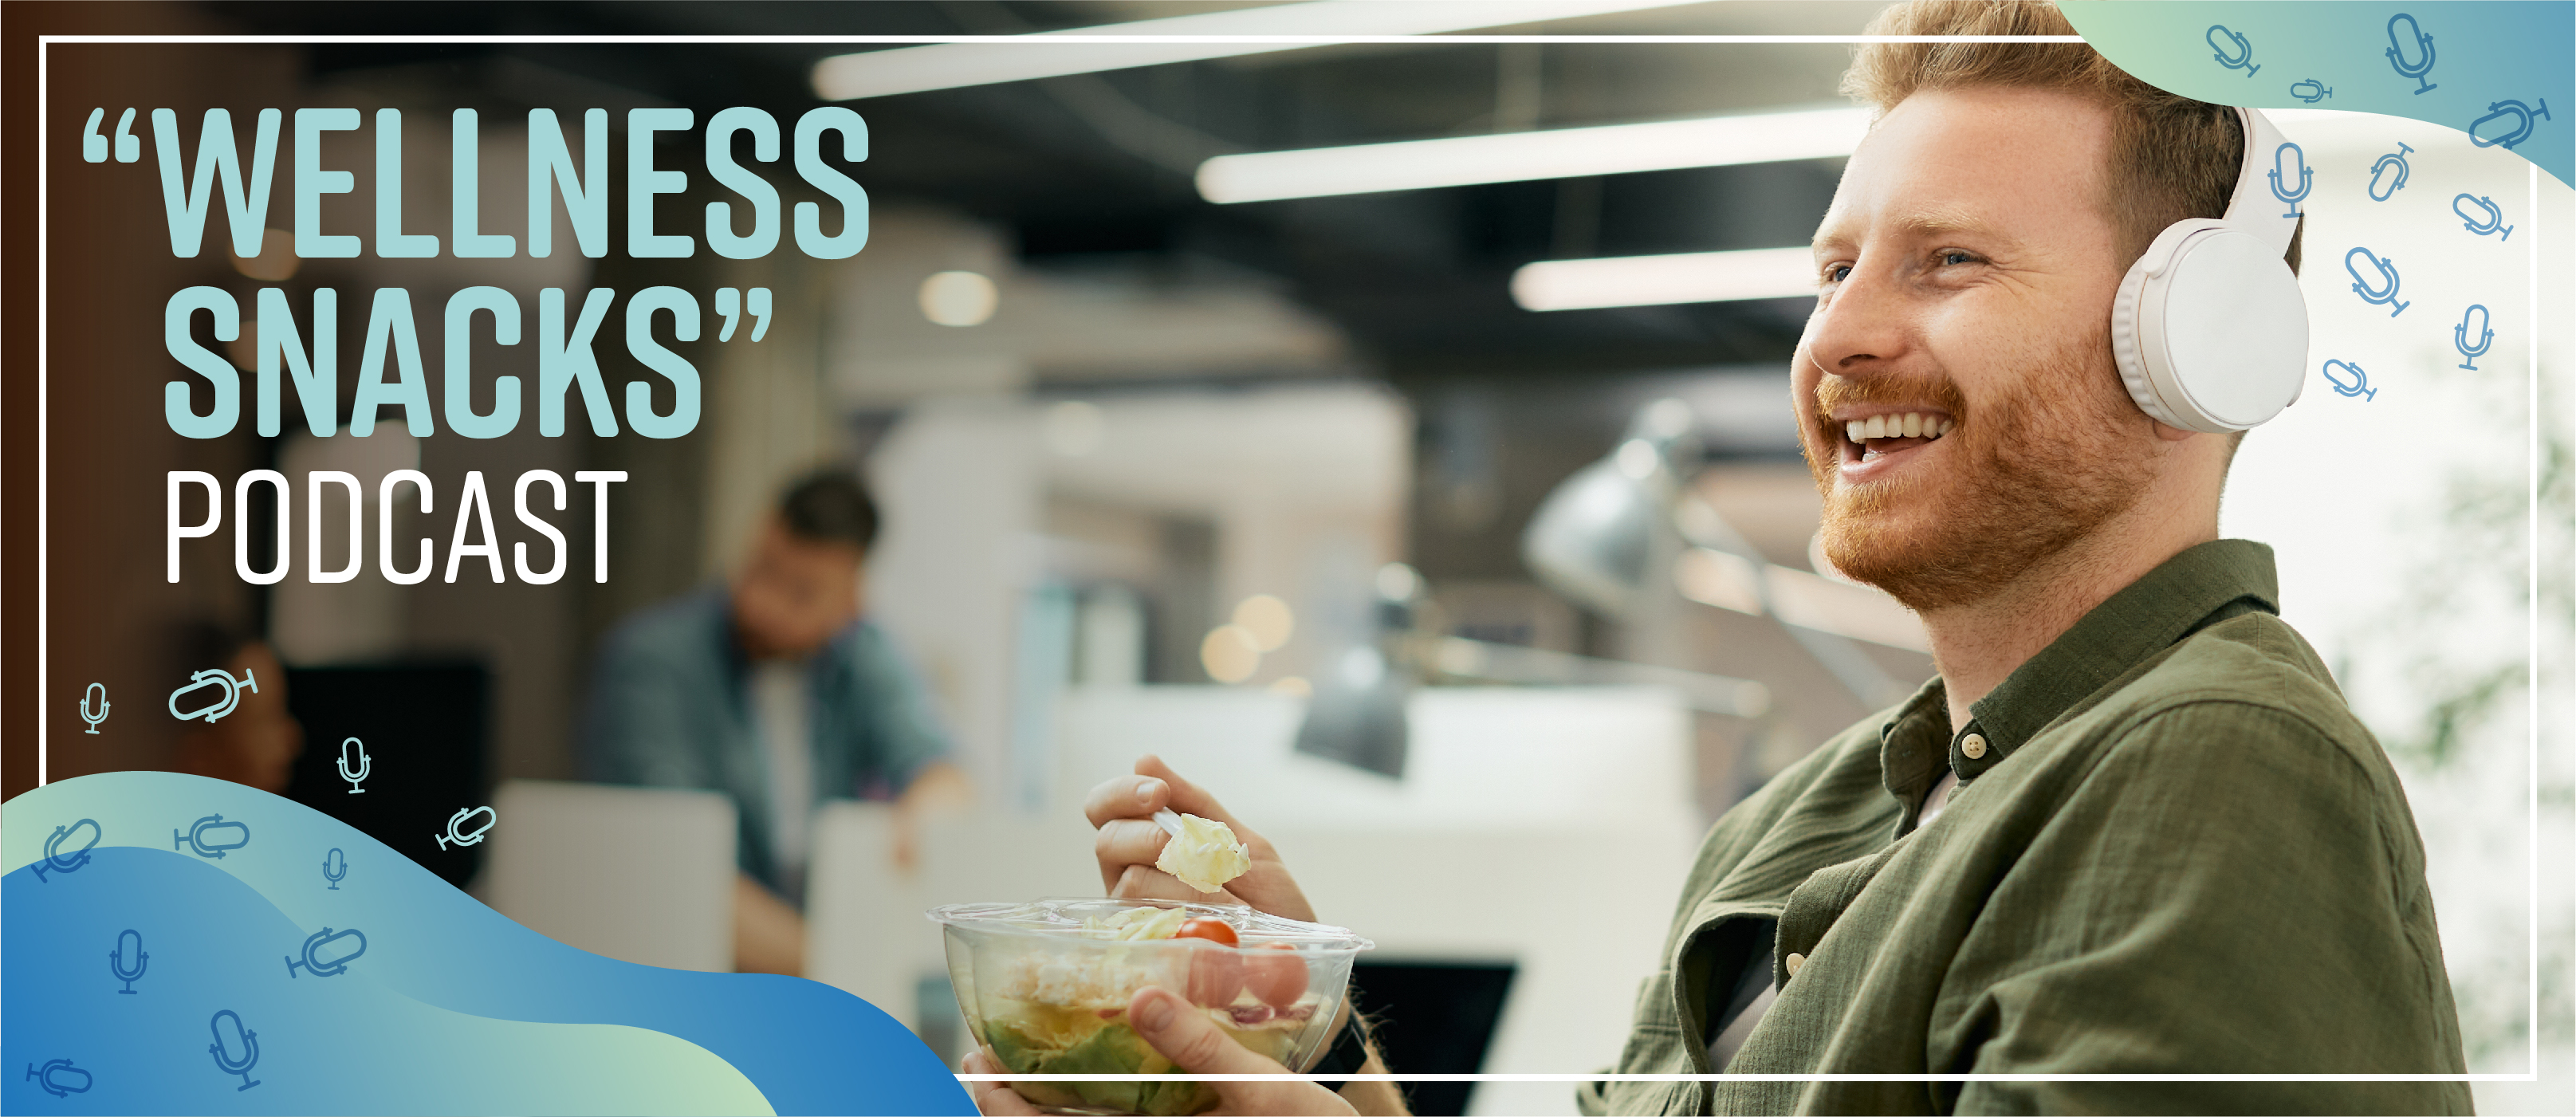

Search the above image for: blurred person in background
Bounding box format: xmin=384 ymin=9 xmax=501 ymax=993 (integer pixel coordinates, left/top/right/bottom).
xmin=972 ymin=2 xmax=2468 ymax=1114
xmin=583 ymin=467 xmax=970 ymax=976
xmin=170 ymin=620 xmax=305 ymax=794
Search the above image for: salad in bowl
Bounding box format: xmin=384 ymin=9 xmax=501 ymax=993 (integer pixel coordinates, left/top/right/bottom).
xmin=930 ymin=897 xmax=1374 ymax=1115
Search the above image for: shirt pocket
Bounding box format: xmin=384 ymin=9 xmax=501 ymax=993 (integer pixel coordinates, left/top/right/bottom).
xmin=1775 ymin=847 xmax=1898 ymax=988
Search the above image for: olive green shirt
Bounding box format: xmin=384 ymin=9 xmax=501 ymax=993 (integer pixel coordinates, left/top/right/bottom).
xmin=1578 ymin=541 xmax=2470 ymax=1115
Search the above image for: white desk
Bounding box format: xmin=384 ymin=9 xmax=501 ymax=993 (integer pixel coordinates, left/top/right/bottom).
xmin=482 ymin=780 xmax=738 ymax=973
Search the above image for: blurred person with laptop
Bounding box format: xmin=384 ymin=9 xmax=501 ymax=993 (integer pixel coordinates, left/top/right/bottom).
xmin=966 ymin=2 xmax=2466 ymax=1113
xmin=583 ymin=467 xmax=970 ymax=976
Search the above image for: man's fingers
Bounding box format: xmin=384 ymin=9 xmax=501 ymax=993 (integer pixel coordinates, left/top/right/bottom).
xmin=1095 ymin=818 xmax=1171 ymax=892
xmin=1112 ymin=863 xmax=1241 ymax=906
xmin=959 ymin=1048 xmax=1040 ymax=1115
xmin=1083 ymin=773 xmax=1170 ymax=828
xmin=1133 ymin=755 xmax=1255 ymax=835
xmin=1128 ymin=987 xmax=1284 ymax=1076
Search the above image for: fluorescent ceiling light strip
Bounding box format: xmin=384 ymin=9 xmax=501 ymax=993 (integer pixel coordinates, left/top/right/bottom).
xmin=1511 ymin=246 xmax=1815 ymax=311
xmin=1198 ymin=104 xmax=1867 ymax=203
xmin=812 ymin=0 xmax=1713 ymax=100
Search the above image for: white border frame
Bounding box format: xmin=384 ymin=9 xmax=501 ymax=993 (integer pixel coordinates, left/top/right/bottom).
xmin=29 ymin=28 xmax=2552 ymax=1089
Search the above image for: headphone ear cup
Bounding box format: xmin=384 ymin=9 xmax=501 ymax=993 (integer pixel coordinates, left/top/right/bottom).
xmin=2111 ymin=220 xmax=2307 ymax=433
xmin=2111 ymin=221 xmax=2210 ymax=431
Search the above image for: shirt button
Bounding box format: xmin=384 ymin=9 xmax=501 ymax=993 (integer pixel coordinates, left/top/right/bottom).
xmin=1961 ymin=734 xmax=1988 ymax=760
xmin=1784 ymin=952 xmax=1806 ymax=977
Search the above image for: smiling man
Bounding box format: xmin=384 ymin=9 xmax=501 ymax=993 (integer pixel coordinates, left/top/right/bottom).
xmin=974 ymin=2 xmax=2471 ymax=1115
xmin=1593 ymin=2 xmax=2468 ymax=1110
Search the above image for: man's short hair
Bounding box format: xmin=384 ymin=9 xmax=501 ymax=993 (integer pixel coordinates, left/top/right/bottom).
xmin=778 ymin=468 xmax=880 ymax=551
xmin=1842 ymin=0 xmax=2302 ymax=278
xmin=1843 ymin=0 xmax=2291 ymax=462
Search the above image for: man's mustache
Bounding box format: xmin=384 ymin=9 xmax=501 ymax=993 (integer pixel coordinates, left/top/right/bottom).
xmin=1807 ymin=374 xmax=1971 ymax=432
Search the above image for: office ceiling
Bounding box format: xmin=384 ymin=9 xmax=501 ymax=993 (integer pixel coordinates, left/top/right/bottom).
xmin=202 ymin=1 xmax=1886 ymax=385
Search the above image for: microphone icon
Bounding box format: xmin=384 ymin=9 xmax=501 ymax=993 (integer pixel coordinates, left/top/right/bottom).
xmin=2385 ymin=13 xmax=2436 ymax=95
xmin=2456 ymin=305 xmax=2495 ymax=371
xmin=436 ymin=804 xmax=498 ymax=851
xmin=2267 ymin=141 xmax=2311 ymax=218
xmin=2453 ymin=194 xmax=2514 ymax=240
xmin=207 ymin=1009 xmax=261 ymax=1091
xmin=2470 ymin=98 xmax=2550 ymax=151
xmin=2321 ymin=359 xmax=2377 ymax=401
xmin=2205 ymin=25 xmax=2258 ymax=77
xmin=34 ymin=818 xmax=102 ymax=882
xmin=26 ymin=1058 xmax=93 ymax=1099
xmin=2318 ymin=360 xmax=2370 ymax=399
xmin=324 ymin=847 xmax=348 ymax=890
xmin=109 ymin=928 xmax=148 ymax=993
xmin=78 ymin=682 xmax=109 ymax=734
xmin=285 ymin=926 xmax=368 ymax=978
xmin=175 ymin=813 xmax=253 ymax=859
xmin=167 ymin=664 xmax=258 ymax=724
xmin=2289 ymin=79 xmax=2331 ymax=104
xmin=2367 ymin=143 xmax=2414 ymax=202
xmin=337 ymin=736 xmax=371 ymax=794
xmin=2344 ymin=247 xmax=2409 ymax=317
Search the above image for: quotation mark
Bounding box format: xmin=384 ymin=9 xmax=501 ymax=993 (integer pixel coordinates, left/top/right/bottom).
xmin=82 ymin=108 xmax=140 ymax=163
xmin=714 ymin=287 xmax=772 ymax=342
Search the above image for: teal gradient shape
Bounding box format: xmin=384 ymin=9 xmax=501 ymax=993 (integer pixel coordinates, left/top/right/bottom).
xmin=2063 ymin=1 xmax=2573 ymax=187
xmin=5 ymin=772 xmax=973 ymax=1115
xmin=8 ymin=848 xmax=771 ymax=1114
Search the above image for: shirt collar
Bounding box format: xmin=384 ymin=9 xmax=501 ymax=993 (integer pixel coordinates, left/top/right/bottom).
xmin=1882 ymin=538 xmax=2281 ymax=811
xmin=1878 ymin=675 xmax=1953 ymax=828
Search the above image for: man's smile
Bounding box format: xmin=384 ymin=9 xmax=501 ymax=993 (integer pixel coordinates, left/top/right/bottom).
xmin=1830 ymin=406 xmax=1956 ymax=482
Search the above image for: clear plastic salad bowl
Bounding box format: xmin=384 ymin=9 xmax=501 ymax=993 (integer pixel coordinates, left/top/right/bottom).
xmin=930 ymin=897 xmax=1375 ymax=1116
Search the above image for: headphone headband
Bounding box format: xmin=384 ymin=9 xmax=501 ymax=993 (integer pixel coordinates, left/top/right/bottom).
xmin=2224 ymin=107 xmax=2299 ymax=258
xmin=2108 ymin=104 xmax=2309 ymax=434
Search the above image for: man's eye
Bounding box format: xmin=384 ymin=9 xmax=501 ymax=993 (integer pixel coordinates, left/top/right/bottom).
xmin=1937 ymin=250 xmax=1979 ymax=266
xmin=1824 ymin=264 xmax=1853 ymax=283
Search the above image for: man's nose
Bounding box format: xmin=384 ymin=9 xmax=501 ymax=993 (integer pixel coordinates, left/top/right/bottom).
xmin=1804 ymin=262 xmax=1911 ymax=376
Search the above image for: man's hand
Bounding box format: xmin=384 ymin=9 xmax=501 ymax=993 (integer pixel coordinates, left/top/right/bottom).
xmin=1086 ymin=755 xmax=1316 ymax=923
xmin=893 ymin=761 xmax=974 ymax=871
xmin=961 ymin=988 xmax=1355 ymax=1117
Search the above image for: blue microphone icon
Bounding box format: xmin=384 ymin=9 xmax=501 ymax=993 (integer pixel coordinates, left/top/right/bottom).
xmin=2268 ymin=142 xmax=2311 ymax=218
xmin=167 ymin=664 xmax=258 ymax=723
xmin=2456 ymin=305 xmax=2494 ymax=371
xmin=2289 ymin=79 xmax=2331 ymax=104
xmin=2206 ymin=25 xmax=2259 ymax=77
xmin=285 ymin=926 xmax=368 ymax=978
xmin=2367 ymin=143 xmax=2414 ymax=202
xmin=2321 ymin=360 xmax=2377 ymax=401
xmin=2453 ymin=195 xmax=2514 ymax=240
xmin=34 ymin=818 xmax=101 ymax=882
xmin=26 ymin=1059 xmax=93 ymax=1099
xmin=175 ymin=813 xmax=252 ymax=859
xmin=324 ymin=847 xmax=348 ymax=890
xmin=337 ymin=736 xmax=369 ymax=794
xmin=2471 ymin=99 xmax=2550 ymax=150
xmin=109 ymin=928 xmax=147 ymax=993
xmin=207 ymin=1009 xmax=261 ymax=1091
xmin=2345 ymin=247 xmax=2409 ymax=317
xmin=78 ymin=682 xmax=109 ymax=734
xmin=436 ymin=804 xmax=498 ymax=851
xmin=2385 ymin=13 xmax=2436 ymax=95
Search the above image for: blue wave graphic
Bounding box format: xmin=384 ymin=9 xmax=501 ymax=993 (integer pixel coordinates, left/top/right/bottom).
xmin=4 ymin=772 xmax=971 ymax=1115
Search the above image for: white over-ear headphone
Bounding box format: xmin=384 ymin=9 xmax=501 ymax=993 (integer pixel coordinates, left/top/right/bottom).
xmin=2109 ymin=106 xmax=2310 ymax=433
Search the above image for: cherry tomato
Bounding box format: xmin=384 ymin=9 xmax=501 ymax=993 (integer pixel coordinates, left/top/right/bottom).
xmin=1244 ymin=944 xmax=1308 ymax=1008
xmin=1186 ymin=946 xmax=1245 ymax=1006
xmin=1175 ymin=918 xmax=1238 ymax=946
